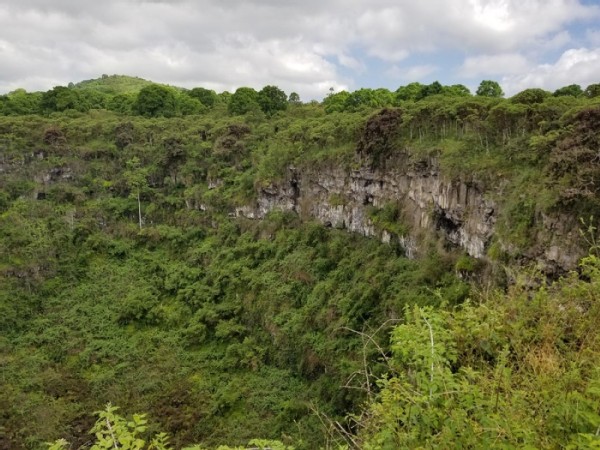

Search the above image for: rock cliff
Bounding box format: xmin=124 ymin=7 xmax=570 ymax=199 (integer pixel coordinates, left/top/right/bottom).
xmin=237 ymin=155 xmax=496 ymax=261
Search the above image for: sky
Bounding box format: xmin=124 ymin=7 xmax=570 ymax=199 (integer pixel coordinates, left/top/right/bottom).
xmin=1 ymin=0 xmax=600 ymax=100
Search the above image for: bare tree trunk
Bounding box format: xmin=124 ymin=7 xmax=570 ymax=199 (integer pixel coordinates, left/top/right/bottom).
xmin=137 ymin=191 xmax=142 ymax=229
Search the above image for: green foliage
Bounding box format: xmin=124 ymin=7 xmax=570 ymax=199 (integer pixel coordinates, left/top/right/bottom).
xmin=288 ymin=92 xmax=301 ymax=104
xmin=476 ymin=79 xmax=504 ymax=98
xmin=74 ymin=75 xmax=155 ymax=95
xmin=2 ymin=75 xmax=600 ymax=450
xmin=2 ymin=89 xmax=42 ymax=115
xmin=134 ymin=84 xmax=178 ymax=118
xmin=358 ymin=256 xmax=600 ymax=448
xmin=41 ymin=85 xmax=90 ymax=113
xmin=554 ymin=84 xmax=584 ymax=98
xmin=510 ymin=87 xmax=551 ymax=105
xmin=322 ymin=90 xmax=350 ymax=113
xmin=188 ymin=87 xmax=218 ymax=108
xmin=395 ymin=82 xmax=425 ymax=102
xmin=443 ymin=83 xmax=471 ymax=97
xmin=584 ymin=83 xmax=600 ymax=99
xmin=367 ymin=202 xmax=409 ymax=237
xmin=257 ymin=85 xmax=288 ymax=116
xmin=50 ymin=404 xmax=295 ymax=449
xmin=417 ymin=81 xmax=443 ymax=100
xmin=229 ymin=87 xmax=260 ymax=115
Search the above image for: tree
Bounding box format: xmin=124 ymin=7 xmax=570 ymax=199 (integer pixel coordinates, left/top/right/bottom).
xmin=553 ymin=84 xmax=583 ymax=97
xmin=443 ymin=84 xmax=471 ymax=97
xmin=510 ymin=88 xmax=550 ymax=105
xmin=108 ymin=93 xmax=136 ymax=114
xmin=187 ymin=87 xmax=218 ymax=107
xmin=41 ymin=86 xmax=86 ymax=112
xmin=1 ymin=89 xmax=42 ymax=115
xmin=395 ymin=82 xmax=425 ymax=102
xmin=322 ymin=90 xmax=350 ymax=113
xmin=417 ymin=81 xmax=443 ymax=100
xmin=288 ymin=92 xmax=301 ymax=104
xmin=476 ymin=80 xmax=504 ymax=98
xmin=228 ymin=87 xmax=259 ymax=115
xmin=584 ymin=83 xmax=600 ymax=99
xmin=134 ymin=84 xmax=177 ymax=117
xmin=124 ymin=157 xmax=148 ymax=229
xmin=177 ymin=93 xmax=204 ymax=115
xmin=257 ymin=85 xmax=288 ymax=116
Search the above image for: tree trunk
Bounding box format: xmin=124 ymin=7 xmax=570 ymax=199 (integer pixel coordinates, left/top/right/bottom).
xmin=137 ymin=191 xmax=142 ymax=229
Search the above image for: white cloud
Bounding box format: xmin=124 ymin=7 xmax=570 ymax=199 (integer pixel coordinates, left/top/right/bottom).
xmin=459 ymin=53 xmax=530 ymax=77
xmin=0 ymin=0 xmax=599 ymax=99
xmin=502 ymin=47 xmax=600 ymax=95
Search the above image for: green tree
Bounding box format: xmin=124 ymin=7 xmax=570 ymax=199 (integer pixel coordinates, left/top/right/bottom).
xmin=134 ymin=84 xmax=178 ymax=117
xmin=187 ymin=87 xmax=218 ymax=107
xmin=257 ymin=85 xmax=288 ymax=116
xmin=417 ymin=81 xmax=443 ymax=100
xmin=510 ymin=88 xmax=550 ymax=104
xmin=177 ymin=93 xmax=204 ymax=115
xmin=344 ymin=88 xmax=393 ymax=110
xmin=322 ymin=90 xmax=350 ymax=113
xmin=228 ymin=87 xmax=260 ymax=115
xmin=288 ymin=92 xmax=301 ymax=104
xmin=476 ymin=80 xmax=504 ymax=98
xmin=443 ymin=84 xmax=471 ymax=97
xmin=553 ymin=84 xmax=583 ymax=97
xmin=395 ymin=82 xmax=425 ymax=102
xmin=108 ymin=93 xmax=136 ymax=114
xmin=41 ymin=86 xmax=86 ymax=112
xmin=124 ymin=157 xmax=149 ymax=229
xmin=1 ymin=89 xmax=42 ymax=115
xmin=584 ymin=83 xmax=600 ymax=98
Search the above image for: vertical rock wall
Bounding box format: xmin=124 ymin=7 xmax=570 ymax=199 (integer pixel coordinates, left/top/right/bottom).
xmin=237 ymin=158 xmax=496 ymax=260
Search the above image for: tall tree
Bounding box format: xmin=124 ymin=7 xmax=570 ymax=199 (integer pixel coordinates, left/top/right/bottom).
xmin=584 ymin=83 xmax=600 ymax=98
xmin=134 ymin=84 xmax=177 ymax=118
xmin=476 ymin=80 xmax=504 ymax=98
xmin=553 ymin=84 xmax=583 ymax=97
xmin=228 ymin=87 xmax=259 ymax=115
xmin=41 ymin=86 xmax=86 ymax=112
xmin=124 ymin=157 xmax=148 ymax=229
xmin=510 ymin=88 xmax=550 ymax=105
xmin=257 ymin=85 xmax=288 ymax=116
xmin=188 ymin=87 xmax=218 ymax=107
xmin=395 ymin=82 xmax=425 ymax=102
xmin=443 ymin=84 xmax=471 ymax=97
xmin=417 ymin=81 xmax=443 ymax=100
xmin=288 ymin=92 xmax=301 ymax=105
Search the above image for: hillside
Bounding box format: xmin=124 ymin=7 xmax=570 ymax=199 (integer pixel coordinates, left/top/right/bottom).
xmin=1 ymin=78 xmax=600 ymax=449
xmin=73 ymin=74 xmax=155 ymax=95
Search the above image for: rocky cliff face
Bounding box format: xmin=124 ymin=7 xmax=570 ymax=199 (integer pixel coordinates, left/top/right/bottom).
xmin=237 ymin=155 xmax=497 ymax=260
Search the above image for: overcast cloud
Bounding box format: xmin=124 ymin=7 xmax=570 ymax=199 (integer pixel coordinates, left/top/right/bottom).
xmin=1 ymin=0 xmax=599 ymax=99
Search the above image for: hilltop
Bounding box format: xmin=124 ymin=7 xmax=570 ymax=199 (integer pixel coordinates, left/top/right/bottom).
xmin=72 ymin=74 xmax=155 ymax=95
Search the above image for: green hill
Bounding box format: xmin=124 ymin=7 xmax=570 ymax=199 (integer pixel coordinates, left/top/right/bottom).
xmin=73 ymin=74 xmax=155 ymax=95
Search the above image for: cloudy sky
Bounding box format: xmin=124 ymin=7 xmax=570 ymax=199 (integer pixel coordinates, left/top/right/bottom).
xmin=1 ymin=0 xmax=600 ymax=99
